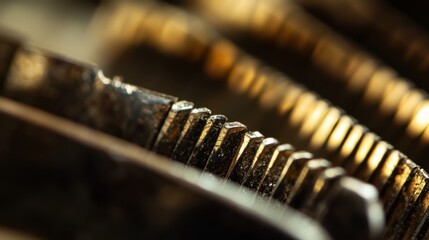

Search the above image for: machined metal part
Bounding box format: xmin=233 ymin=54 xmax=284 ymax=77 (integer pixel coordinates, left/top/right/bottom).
xmin=0 ymin=95 xmax=331 ymax=240
xmin=318 ymin=177 xmax=384 ymax=240
xmin=272 ymin=151 xmax=313 ymax=203
xmin=303 ymin=167 xmax=345 ymax=216
xmin=5 ymin=0 xmax=429 ymax=239
xmin=88 ymin=2 xmax=429 ymax=238
xmin=228 ymin=131 xmax=264 ymax=184
xmin=187 ymin=114 xmax=227 ymax=169
xmin=385 ymin=168 xmax=429 ymax=238
xmin=0 ymin=40 xmax=385 ymax=239
xmin=288 ymin=159 xmax=331 ymax=209
xmin=187 ymin=0 xmax=429 ymax=172
xmin=204 ymin=121 xmax=247 ymax=177
xmin=243 ymin=137 xmax=279 ymax=191
xmin=153 ymin=100 xmax=194 ymax=156
xmin=171 ymin=107 xmax=212 ymax=163
xmin=2 ymin=46 xmax=178 ymax=149
xmin=258 ymin=144 xmax=295 ymax=197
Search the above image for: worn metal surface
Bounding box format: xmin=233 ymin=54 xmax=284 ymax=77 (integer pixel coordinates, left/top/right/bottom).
xmin=189 ymin=0 xmax=429 ymax=172
xmin=3 ymin=47 xmax=177 ymax=148
xmin=171 ymin=107 xmax=212 ymax=163
xmin=87 ymin=2 xmax=429 ymax=238
xmin=10 ymin=0 xmax=429 ymax=239
xmin=0 ymin=41 xmax=386 ymax=239
xmin=0 ymin=96 xmax=330 ymax=240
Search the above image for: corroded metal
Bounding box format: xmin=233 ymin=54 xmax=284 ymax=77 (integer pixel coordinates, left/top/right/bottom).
xmin=204 ymin=121 xmax=247 ymax=177
xmin=0 ymin=96 xmax=330 ymax=240
xmin=87 ymin=2 xmax=429 ymax=238
xmin=289 ymin=159 xmax=331 ymax=209
xmin=272 ymin=151 xmax=313 ymax=203
xmin=243 ymin=137 xmax=279 ymax=191
xmin=8 ymin=0 xmax=429 ymax=238
xmin=171 ymin=107 xmax=211 ymax=163
xmin=258 ymin=144 xmax=295 ymax=197
xmin=189 ymin=0 xmax=429 ymax=171
xmin=0 ymin=42 xmax=385 ymax=239
xmin=187 ymin=114 xmax=227 ymax=169
xmin=153 ymin=100 xmax=194 ymax=156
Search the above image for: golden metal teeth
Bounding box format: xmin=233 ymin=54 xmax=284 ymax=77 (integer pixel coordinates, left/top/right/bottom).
xmin=190 ymin=0 xmax=429 ymax=172
xmin=85 ymin=2 xmax=429 ymax=238
xmin=0 ymin=41 xmax=384 ymax=239
xmin=6 ymin=0 xmax=429 ymax=238
xmin=385 ymin=168 xmax=429 ymax=238
xmin=0 ymin=95 xmax=332 ymax=240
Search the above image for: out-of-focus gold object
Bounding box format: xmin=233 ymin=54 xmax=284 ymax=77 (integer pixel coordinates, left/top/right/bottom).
xmin=3 ymin=0 xmax=429 ymax=239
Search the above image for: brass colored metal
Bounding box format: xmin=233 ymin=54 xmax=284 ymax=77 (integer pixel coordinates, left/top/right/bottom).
xmin=0 ymin=96 xmax=331 ymax=240
xmin=0 ymin=41 xmax=385 ymax=239
xmin=404 ymin=187 xmax=429 ymax=239
xmin=92 ymin=2 xmax=390 ymax=189
xmin=370 ymin=149 xmax=404 ymax=192
xmin=325 ymin=115 xmax=355 ymax=164
xmin=295 ymin=0 xmax=429 ymax=87
xmin=415 ymin=197 xmax=429 ymax=238
xmin=309 ymin=107 xmax=342 ymax=152
xmin=385 ymin=169 xmax=429 ymax=238
xmin=381 ymin=159 xmax=417 ymax=213
xmin=336 ymin=124 xmax=368 ymax=167
xmin=343 ymin=132 xmax=380 ymax=175
xmin=356 ymin=141 xmax=393 ymax=182
xmin=89 ymin=1 xmax=406 ymax=192
xmin=190 ymin=0 xmax=429 ymax=171
xmin=298 ymin=100 xmax=329 ymax=141
xmin=88 ymin=2 xmax=429 ymax=238
xmin=11 ymin=1 xmax=429 ymax=238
